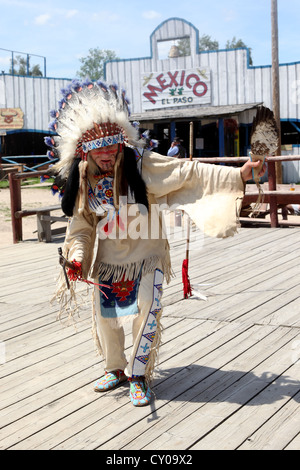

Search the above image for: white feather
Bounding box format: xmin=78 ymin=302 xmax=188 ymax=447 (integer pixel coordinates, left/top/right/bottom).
xmin=191 ymin=285 xmax=208 ymax=301
xmin=51 ymin=82 xmax=139 ymax=177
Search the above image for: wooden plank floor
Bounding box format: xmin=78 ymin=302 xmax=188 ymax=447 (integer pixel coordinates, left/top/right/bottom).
xmin=0 ymin=225 xmax=300 ymax=451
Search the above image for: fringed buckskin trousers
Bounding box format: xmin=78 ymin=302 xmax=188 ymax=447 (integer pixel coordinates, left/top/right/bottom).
xmin=94 ymin=265 xmax=164 ymax=383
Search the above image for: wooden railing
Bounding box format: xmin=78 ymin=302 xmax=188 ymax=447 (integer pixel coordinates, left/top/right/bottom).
xmin=7 ymin=155 xmax=300 ymax=243
xmin=195 ymin=155 xmax=300 ymax=228
xmin=8 ymin=169 xmax=66 ymax=244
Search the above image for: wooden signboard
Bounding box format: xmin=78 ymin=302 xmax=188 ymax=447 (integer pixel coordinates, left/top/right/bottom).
xmin=141 ymin=68 xmax=211 ymax=111
xmin=0 ymin=108 xmax=24 ymax=130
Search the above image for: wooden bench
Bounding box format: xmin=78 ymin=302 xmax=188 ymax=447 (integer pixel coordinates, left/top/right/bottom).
xmin=35 ymin=205 xmax=67 ymax=242
xmin=15 ymin=205 xmax=68 ymax=242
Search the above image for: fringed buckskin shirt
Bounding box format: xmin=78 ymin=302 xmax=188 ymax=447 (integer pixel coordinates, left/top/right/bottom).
xmin=61 ymin=150 xmax=245 ymax=285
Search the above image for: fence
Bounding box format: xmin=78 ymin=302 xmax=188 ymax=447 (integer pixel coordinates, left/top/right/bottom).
xmin=2 ymin=155 xmax=57 ymax=172
xmin=8 ymin=169 xmax=66 ymax=244
xmin=7 ymin=155 xmax=300 ymax=244
xmin=195 ymin=155 xmax=300 ymax=228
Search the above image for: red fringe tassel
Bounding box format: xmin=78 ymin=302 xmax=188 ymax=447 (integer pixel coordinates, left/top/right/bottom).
xmin=182 ymin=259 xmax=192 ymax=299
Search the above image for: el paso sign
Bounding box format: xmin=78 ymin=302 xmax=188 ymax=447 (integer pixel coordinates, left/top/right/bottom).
xmin=141 ymin=68 xmax=211 ymax=111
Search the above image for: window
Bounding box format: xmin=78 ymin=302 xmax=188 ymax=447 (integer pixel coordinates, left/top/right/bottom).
xmin=157 ymin=37 xmax=191 ymax=60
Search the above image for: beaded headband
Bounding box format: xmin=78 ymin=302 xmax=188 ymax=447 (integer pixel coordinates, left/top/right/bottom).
xmin=82 ymin=134 xmax=124 ymax=153
xmin=81 ymin=122 xmax=125 ymax=153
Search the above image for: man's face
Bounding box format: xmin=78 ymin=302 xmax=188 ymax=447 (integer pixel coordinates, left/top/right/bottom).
xmin=89 ymin=144 xmax=119 ymax=173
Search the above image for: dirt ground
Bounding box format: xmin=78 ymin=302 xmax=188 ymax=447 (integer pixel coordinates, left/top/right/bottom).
xmin=0 ymin=185 xmax=63 ymax=247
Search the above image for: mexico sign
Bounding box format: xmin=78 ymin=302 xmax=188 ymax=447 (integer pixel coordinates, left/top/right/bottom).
xmin=142 ymin=68 xmax=211 ymax=111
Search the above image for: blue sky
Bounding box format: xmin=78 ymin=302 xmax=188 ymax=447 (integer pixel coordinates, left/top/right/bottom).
xmin=0 ymin=0 xmax=299 ymax=79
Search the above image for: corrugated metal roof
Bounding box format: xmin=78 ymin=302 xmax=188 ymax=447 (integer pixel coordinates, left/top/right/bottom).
xmin=130 ymin=102 xmax=262 ymax=122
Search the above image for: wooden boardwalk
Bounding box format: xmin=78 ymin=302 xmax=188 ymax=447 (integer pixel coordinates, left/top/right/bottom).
xmin=1 ymin=225 xmax=300 ymax=451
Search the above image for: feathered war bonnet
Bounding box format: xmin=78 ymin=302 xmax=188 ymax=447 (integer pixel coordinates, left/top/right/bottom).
xmin=45 ymin=79 xmax=147 ymax=216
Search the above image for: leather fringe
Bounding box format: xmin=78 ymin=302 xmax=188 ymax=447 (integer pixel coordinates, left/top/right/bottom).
xmin=93 ymin=254 xmax=172 ymax=284
xmin=145 ymin=308 xmax=163 ymax=386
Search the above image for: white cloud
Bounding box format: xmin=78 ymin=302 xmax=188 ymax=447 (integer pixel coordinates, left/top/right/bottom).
xmin=34 ymin=14 xmax=51 ymax=25
xmin=0 ymin=56 xmax=11 ymax=65
xmin=91 ymin=11 xmax=120 ymax=22
xmin=223 ymin=9 xmax=237 ymax=22
xmin=65 ymin=10 xmax=78 ymax=19
xmin=142 ymin=10 xmax=161 ymax=20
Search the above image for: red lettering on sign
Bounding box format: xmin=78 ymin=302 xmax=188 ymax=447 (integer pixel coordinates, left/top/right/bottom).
xmin=179 ymin=70 xmax=185 ymax=86
xmin=186 ymin=74 xmax=207 ymax=97
xmin=186 ymin=74 xmax=200 ymax=89
xmin=156 ymin=73 xmax=169 ymax=90
xmin=193 ymin=81 xmax=208 ymax=97
xmin=167 ymin=71 xmax=179 ymax=88
xmin=143 ymin=70 xmax=208 ymax=104
xmin=143 ymin=84 xmax=163 ymax=104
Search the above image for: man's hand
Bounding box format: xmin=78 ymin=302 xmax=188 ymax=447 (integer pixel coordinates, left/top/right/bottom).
xmin=67 ymin=261 xmax=82 ymax=281
xmin=240 ymin=159 xmax=266 ymax=182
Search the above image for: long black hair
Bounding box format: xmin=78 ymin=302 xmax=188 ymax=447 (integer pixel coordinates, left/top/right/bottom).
xmin=119 ymin=146 xmax=148 ymax=210
xmin=60 ymin=146 xmax=148 ymax=217
xmin=61 ymin=158 xmax=81 ymax=217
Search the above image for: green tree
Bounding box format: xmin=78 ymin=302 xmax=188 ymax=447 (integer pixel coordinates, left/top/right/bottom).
xmin=225 ymin=37 xmax=253 ymax=65
xmin=9 ymin=55 xmax=43 ymax=76
xmin=199 ymin=34 xmax=219 ymax=51
xmin=177 ymin=34 xmax=253 ymax=64
xmin=177 ymin=38 xmax=191 ymax=56
xmin=77 ymin=48 xmax=120 ymax=80
xmin=176 ymin=35 xmax=219 ymax=56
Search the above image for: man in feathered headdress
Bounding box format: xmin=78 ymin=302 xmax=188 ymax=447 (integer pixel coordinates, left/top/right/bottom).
xmin=47 ymin=79 xmax=264 ymax=407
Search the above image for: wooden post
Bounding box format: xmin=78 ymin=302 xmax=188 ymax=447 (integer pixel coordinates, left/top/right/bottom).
xmin=267 ymin=160 xmax=279 ymax=227
xmin=8 ymin=172 xmax=22 ymax=243
xmin=189 ymin=121 xmax=193 ymax=161
xmin=37 ymin=210 xmax=52 ymax=242
xmin=271 ymin=0 xmax=282 ymax=183
xmin=185 ymin=121 xmax=194 ymax=260
xmin=182 ymin=122 xmax=194 ymax=299
xmin=218 ymin=118 xmax=225 ymax=157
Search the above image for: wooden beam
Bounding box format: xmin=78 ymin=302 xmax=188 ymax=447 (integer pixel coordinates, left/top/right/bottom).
xmin=8 ymin=172 xmax=22 ymax=243
xmin=268 ymin=160 xmax=279 ymax=227
xmin=243 ymin=193 xmax=300 ymax=205
xmin=271 ymin=0 xmax=282 ymax=183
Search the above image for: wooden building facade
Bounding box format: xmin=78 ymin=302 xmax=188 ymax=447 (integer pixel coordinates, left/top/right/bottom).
xmin=0 ymin=74 xmax=71 ymax=157
xmin=104 ymin=17 xmax=300 ymax=181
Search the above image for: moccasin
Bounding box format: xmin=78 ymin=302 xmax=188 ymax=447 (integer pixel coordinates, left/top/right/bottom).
xmin=129 ymin=378 xmax=151 ymax=406
xmin=94 ymin=370 xmax=127 ymax=392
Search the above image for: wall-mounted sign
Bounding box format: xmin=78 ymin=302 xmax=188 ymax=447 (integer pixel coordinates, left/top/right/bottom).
xmin=142 ymin=68 xmax=211 ymax=111
xmin=0 ymin=108 xmax=24 ymax=129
